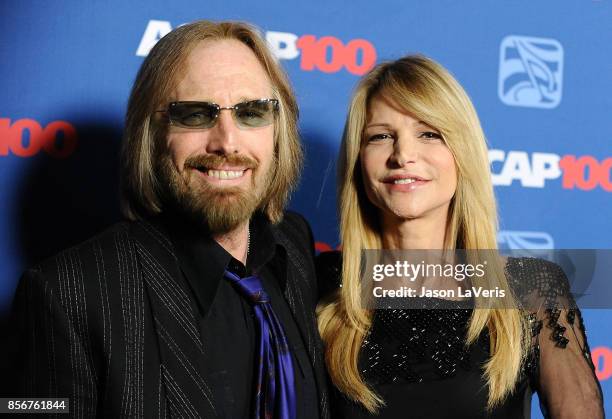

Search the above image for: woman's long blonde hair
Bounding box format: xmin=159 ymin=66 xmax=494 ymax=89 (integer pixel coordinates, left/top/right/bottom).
xmin=317 ymin=55 xmax=530 ymax=413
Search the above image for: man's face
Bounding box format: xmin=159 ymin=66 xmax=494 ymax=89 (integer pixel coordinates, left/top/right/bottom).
xmin=158 ymin=39 xmax=276 ymax=233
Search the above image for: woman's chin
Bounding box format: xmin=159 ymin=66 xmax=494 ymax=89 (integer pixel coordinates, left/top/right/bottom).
xmin=384 ymin=208 xmax=425 ymax=222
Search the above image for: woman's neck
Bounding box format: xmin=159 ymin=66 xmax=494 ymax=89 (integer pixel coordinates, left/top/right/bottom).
xmin=381 ymin=212 xmax=448 ymax=250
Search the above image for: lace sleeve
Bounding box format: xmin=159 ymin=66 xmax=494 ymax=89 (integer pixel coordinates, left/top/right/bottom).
xmin=508 ymin=257 xmax=604 ymax=418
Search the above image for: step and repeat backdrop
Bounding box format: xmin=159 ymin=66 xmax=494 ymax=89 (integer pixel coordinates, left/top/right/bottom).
xmin=1 ymin=1 xmax=610 ymax=415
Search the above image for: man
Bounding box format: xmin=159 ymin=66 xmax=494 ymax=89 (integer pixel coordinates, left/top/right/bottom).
xmin=12 ymin=20 xmax=328 ymax=418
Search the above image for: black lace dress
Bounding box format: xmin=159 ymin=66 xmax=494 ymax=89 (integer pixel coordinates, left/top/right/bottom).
xmin=316 ymin=252 xmax=604 ymax=419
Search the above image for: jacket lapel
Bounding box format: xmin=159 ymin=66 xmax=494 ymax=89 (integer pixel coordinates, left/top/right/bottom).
xmin=271 ymin=226 xmax=330 ymax=419
xmin=130 ymin=220 xmax=217 ymax=418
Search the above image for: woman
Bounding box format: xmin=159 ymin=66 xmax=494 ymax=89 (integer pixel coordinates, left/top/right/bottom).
xmin=316 ymin=55 xmax=603 ymax=418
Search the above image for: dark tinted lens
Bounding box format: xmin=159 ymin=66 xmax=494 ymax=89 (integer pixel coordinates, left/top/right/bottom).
xmin=234 ymin=100 xmax=277 ymax=128
xmin=169 ymin=102 xmax=217 ymax=128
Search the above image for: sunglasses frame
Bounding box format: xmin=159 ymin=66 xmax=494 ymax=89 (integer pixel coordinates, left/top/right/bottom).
xmin=155 ymin=98 xmax=279 ymax=129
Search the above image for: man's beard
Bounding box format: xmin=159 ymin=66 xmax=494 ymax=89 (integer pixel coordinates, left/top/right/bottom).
xmin=158 ymin=152 xmax=274 ymax=234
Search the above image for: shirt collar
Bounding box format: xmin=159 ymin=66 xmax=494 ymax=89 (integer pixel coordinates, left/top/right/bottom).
xmin=154 ymin=210 xmax=287 ymax=317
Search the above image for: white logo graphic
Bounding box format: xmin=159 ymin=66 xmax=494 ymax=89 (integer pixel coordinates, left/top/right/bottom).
xmin=498 ymin=35 xmax=563 ymax=108
xmin=498 ymin=230 xmax=554 ymax=250
xmin=265 ymin=31 xmax=300 ymax=60
xmin=136 ymin=20 xmax=173 ymax=57
xmin=489 ymin=149 xmax=561 ymax=188
xmin=498 ymin=231 xmax=554 ymax=261
xmin=135 ymin=21 xmax=299 ymax=59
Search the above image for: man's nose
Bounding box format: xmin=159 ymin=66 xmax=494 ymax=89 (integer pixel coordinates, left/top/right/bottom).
xmin=205 ymin=109 xmax=240 ymax=155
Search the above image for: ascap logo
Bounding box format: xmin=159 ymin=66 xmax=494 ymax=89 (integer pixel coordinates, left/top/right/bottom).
xmin=268 ymin=32 xmax=376 ymax=75
xmin=135 ymin=20 xmax=172 ymax=57
xmin=489 ymin=149 xmax=612 ymax=192
xmin=315 ymin=241 xmax=338 ymax=253
xmin=498 ymin=35 xmax=563 ymax=109
xmin=136 ymin=20 xmax=377 ymax=76
xmin=592 ymin=346 xmax=612 ymax=381
xmin=0 ymin=118 xmax=78 ymax=158
xmin=497 ymin=231 xmax=554 ymax=261
xmin=321 ymin=231 xmax=556 ymax=252
xmin=497 ymin=231 xmax=554 ymax=250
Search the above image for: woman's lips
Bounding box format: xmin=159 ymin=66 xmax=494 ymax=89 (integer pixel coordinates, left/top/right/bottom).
xmin=382 ymin=176 xmax=430 ymax=191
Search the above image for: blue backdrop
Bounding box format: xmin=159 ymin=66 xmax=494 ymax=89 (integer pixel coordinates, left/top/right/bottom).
xmin=1 ymin=1 xmax=610 ymax=415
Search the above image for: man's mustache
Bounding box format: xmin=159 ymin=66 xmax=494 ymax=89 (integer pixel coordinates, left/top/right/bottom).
xmin=184 ymin=154 xmax=258 ymax=170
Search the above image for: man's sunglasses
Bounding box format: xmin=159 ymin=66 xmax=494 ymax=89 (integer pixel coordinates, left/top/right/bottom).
xmin=156 ymin=98 xmax=279 ymax=129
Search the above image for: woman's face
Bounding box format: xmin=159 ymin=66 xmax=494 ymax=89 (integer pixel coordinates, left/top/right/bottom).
xmin=360 ymin=94 xmax=457 ymax=224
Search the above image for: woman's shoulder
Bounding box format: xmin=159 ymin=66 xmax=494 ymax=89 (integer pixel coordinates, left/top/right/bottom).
xmin=504 ymin=255 xmax=569 ymax=283
xmin=315 ymin=250 xmax=342 ymax=300
xmin=505 ymin=256 xmax=584 ymax=353
xmin=504 ymin=256 xmax=574 ymax=310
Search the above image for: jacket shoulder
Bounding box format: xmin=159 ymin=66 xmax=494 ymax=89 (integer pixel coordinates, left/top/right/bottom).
xmin=26 ymin=221 xmax=137 ymax=284
xmin=273 ymin=211 xmax=315 ymax=257
xmin=277 ymin=211 xmax=312 ymax=241
xmin=315 ymin=250 xmax=342 ymax=300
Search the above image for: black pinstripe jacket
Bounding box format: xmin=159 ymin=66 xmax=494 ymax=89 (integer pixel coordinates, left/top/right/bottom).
xmin=12 ymin=213 xmax=329 ymax=418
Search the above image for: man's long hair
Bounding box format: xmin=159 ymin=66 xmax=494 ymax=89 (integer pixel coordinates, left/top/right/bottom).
xmin=317 ymin=55 xmax=530 ymax=413
xmin=120 ymin=20 xmax=302 ymax=223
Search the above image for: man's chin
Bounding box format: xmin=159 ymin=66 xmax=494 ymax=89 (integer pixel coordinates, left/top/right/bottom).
xmin=160 ymin=162 xmax=269 ymax=234
xmin=178 ymin=188 xmax=261 ymax=234
xmin=205 ymin=187 xmax=247 ymax=199
xmin=201 ymin=204 xmax=254 ymax=234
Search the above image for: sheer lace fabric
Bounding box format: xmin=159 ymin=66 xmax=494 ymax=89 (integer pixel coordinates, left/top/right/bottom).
xmin=508 ymin=257 xmax=604 ymax=418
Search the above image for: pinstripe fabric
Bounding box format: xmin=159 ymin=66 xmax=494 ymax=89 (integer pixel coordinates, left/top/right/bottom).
xmin=55 ymin=249 xmax=98 ymax=418
xmin=92 ymin=240 xmax=112 ymax=409
xmin=271 ymin=215 xmax=330 ymax=419
xmin=13 ymin=213 xmax=329 ymax=418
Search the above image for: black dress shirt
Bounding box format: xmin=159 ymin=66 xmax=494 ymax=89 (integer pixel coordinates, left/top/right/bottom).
xmin=161 ymin=212 xmax=319 ymax=419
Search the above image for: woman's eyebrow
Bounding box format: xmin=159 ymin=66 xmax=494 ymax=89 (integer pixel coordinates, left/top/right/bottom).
xmin=365 ymin=122 xmax=392 ymax=129
xmin=414 ymin=121 xmax=439 ymax=131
